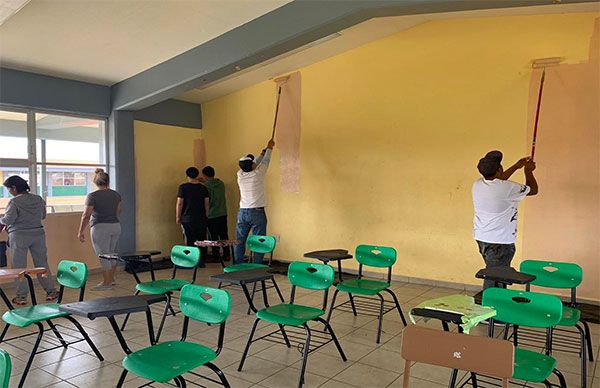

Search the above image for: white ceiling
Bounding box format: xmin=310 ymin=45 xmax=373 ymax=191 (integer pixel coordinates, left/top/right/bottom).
xmin=0 ymin=0 xmax=290 ymax=85
xmin=178 ymin=2 xmax=600 ymax=104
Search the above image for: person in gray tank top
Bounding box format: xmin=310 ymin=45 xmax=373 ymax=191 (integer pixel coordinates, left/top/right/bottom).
xmin=77 ymin=169 xmax=121 ymax=290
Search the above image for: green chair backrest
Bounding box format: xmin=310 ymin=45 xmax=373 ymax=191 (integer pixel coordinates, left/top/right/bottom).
xmin=179 ymin=284 xmax=231 ymax=324
xmin=171 ymin=245 xmax=201 ymax=268
xmin=0 ymin=349 xmax=11 ymax=388
xmin=288 ymin=262 xmax=334 ymax=291
xmin=482 ymin=288 xmax=563 ymax=328
xmin=355 ymin=244 xmax=397 ymax=268
xmin=520 ymin=260 xmax=583 ymax=289
xmin=56 ymin=260 xmax=87 ymax=289
xmin=246 ymin=235 xmax=276 ymax=254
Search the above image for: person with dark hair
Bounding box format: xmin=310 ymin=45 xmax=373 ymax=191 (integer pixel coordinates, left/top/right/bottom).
xmin=176 ymin=166 xmax=210 ymax=267
xmin=234 ymin=139 xmax=275 ymax=264
xmin=201 ymin=166 xmax=230 ymax=261
xmin=78 ymin=168 xmax=122 ymax=290
xmin=472 ymin=151 xmax=538 ymax=289
xmin=0 ymin=175 xmax=58 ymax=305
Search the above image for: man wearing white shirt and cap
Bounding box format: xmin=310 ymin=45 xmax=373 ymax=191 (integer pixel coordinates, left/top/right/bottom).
xmin=472 ymin=150 xmax=538 ymax=289
xmin=234 ymin=139 xmax=275 ymax=264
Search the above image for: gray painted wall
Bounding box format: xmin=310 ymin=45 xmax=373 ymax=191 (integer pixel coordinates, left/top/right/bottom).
xmin=134 ymin=99 xmax=202 ymax=129
xmin=0 ymin=68 xmax=111 ymax=117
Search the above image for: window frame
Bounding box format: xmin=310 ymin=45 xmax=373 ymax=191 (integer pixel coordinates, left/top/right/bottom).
xmin=0 ymin=105 xmax=109 ymax=214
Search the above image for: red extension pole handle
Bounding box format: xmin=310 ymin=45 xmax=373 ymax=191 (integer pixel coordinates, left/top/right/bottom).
xmin=531 ymin=69 xmax=546 ymax=161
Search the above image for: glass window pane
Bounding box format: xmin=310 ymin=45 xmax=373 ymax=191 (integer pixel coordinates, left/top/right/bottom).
xmin=0 ymin=110 xmax=28 ymax=160
xmin=0 ymin=168 xmax=34 ymax=213
xmin=35 ymin=113 xmax=105 ymax=164
xmin=42 ymin=166 xmax=95 ymax=213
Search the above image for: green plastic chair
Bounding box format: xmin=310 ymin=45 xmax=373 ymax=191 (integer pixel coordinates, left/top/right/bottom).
xmin=221 ymin=235 xmax=284 ymax=313
xmin=0 ymin=349 xmax=10 ymax=388
xmin=121 ymin=245 xmax=200 ymax=342
xmin=116 ymin=284 xmax=232 ymax=388
xmin=326 ymin=244 xmax=407 ymax=343
xmin=482 ymin=288 xmax=567 ymax=388
xmin=226 ymin=235 xmax=276 ymax=272
xmin=0 ymin=261 xmax=103 ymax=388
xmin=520 ymin=260 xmax=593 ymax=388
xmin=239 ymin=262 xmax=347 ymax=388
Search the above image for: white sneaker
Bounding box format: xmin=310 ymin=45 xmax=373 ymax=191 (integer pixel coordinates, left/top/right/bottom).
xmin=91 ymin=283 xmax=114 ymax=291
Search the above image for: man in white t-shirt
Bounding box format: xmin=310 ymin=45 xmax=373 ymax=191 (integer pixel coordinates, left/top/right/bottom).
xmin=234 ymin=138 xmax=275 ymax=264
xmin=472 ymin=150 xmax=538 ymax=289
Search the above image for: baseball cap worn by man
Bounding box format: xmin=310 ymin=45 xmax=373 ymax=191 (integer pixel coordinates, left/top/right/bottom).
xmin=477 ymin=150 xmax=503 ymax=178
xmin=239 ymin=154 xmax=255 ymax=172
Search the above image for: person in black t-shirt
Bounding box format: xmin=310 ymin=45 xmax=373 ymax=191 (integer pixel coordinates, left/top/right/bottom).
xmin=176 ymin=167 xmax=210 ymax=267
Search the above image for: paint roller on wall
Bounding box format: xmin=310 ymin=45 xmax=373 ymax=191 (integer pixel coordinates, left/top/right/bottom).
xmin=530 ymin=57 xmax=563 ymax=161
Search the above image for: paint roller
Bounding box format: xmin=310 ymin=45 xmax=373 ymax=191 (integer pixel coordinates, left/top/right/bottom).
xmin=271 ymin=75 xmax=291 ymax=141
xmin=530 ymin=57 xmax=563 ymax=161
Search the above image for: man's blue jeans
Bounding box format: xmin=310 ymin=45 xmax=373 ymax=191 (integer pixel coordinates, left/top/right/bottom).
xmin=234 ymin=208 xmax=267 ymax=264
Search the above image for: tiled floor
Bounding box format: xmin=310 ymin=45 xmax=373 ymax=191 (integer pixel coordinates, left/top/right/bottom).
xmin=1 ymin=264 xmax=598 ymax=388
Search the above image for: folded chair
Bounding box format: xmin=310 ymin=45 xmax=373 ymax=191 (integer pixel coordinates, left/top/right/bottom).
xmin=483 ymin=288 xmax=567 ymax=388
xmin=401 ymin=325 xmax=514 ymax=388
xmin=239 ymin=262 xmax=347 ymax=388
xmin=117 ymin=284 xmax=232 ymax=388
xmin=121 ymin=245 xmax=200 ymax=341
xmin=0 ymin=349 xmax=10 ymax=388
xmin=0 ymin=261 xmax=103 ymax=388
xmin=326 ymin=244 xmax=407 ymax=343
xmin=520 ymin=259 xmax=593 ymax=388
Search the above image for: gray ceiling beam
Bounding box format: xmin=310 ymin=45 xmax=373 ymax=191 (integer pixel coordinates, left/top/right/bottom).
xmin=111 ymin=0 xmax=598 ymax=111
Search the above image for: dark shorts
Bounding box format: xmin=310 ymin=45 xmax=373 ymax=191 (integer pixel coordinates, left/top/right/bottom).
xmin=476 ymin=240 xmax=516 ymax=289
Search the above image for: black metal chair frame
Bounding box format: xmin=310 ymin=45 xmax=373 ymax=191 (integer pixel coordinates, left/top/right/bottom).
xmin=0 ymin=274 xmax=103 ymax=388
xmin=120 ymin=261 xmax=199 ymax=342
xmin=238 ymin=282 xmax=347 ymax=388
xmin=326 ymin=262 xmax=407 ymax=343
xmin=116 ymin=311 xmax=230 ymax=388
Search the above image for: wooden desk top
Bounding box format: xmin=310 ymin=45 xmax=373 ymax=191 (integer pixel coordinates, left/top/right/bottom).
xmin=0 ymin=267 xmax=48 ymax=280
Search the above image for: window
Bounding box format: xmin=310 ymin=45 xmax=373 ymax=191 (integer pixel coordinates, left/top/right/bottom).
xmin=0 ymin=109 xmax=108 ymax=213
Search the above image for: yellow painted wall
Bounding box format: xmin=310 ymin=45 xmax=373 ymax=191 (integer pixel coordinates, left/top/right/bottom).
xmin=134 ymin=121 xmax=202 ymax=255
xmin=200 ymin=12 xmax=599 ymax=297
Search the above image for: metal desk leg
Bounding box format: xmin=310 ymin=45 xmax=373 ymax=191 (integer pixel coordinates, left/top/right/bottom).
xmin=0 ymin=287 xmax=14 ymax=310
xmin=260 ymin=280 xmax=270 ymax=308
xmin=240 ymin=283 xmax=259 ymax=313
xmin=108 ymin=316 xmax=133 ymax=354
xmin=337 ymin=260 xmax=343 ymax=282
xmin=146 ymin=256 xmax=156 ymax=282
xmin=145 ymin=307 xmax=156 ymax=345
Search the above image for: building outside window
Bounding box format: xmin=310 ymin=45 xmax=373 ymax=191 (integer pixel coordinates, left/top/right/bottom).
xmin=0 ymin=109 xmax=107 ymax=213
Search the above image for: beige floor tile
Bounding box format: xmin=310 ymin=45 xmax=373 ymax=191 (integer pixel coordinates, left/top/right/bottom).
xmin=291 ymin=352 xmax=351 ymax=378
xmin=358 ymin=347 xmax=406 ymax=373
xmin=40 ymin=353 xmax=104 ymax=379
xmin=8 ymin=367 xmax=62 ymax=388
xmin=317 ymin=339 xmax=377 ymax=361
xmin=332 ymin=362 xmax=400 ymax=387
xmin=222 ymin=355 xmax=286 ymax=383
xmin=388 ymin=375 xmax=446 ymax=387
xmin=318 ymin=379 xmax=360 ymax=388
xmin=342 ymin=327 xmax=393 ymax=346
xmin=406 ymin=362 xmax=455 ymax=385
xmin=44 ymin=382 xmax=77 ymax=388
xmin=68 ymin=363 xmax=127 ymax=387
xmin=260 ymin=366 xmax=328 ymax=388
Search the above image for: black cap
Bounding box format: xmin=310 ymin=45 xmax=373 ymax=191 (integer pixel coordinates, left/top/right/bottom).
xmin=477 ymin=150 xmax=503 ymax=177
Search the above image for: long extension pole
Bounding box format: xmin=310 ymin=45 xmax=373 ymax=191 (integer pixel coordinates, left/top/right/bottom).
xmin=530 ymin=69 xmax=546 ymax=161
xmin=271 ymin=86 xmax=283 ymax=140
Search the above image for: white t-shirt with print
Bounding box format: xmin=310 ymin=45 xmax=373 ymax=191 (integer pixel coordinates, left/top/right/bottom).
xmin=472 ymin=178 xmax=530 ymax=244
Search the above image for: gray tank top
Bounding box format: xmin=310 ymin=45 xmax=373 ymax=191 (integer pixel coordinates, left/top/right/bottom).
xmin=85 ymin=189 xmax=121 ymax=227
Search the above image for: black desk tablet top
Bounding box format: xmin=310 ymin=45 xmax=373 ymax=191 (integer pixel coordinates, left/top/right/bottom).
xmin=211 ymin=268 xmax=275 ymax=285
xmin=98 ymin=251 xmax=161 ymax=261
xmin=410 ymin=308 xmax=464 ymax=325
xmin=303 ymin=249 xmax=353 ymax=261
xmin=59 ymin=296 xmax=149 ymax=319
xmin=475 ymin=267 xmax=536 ymax=285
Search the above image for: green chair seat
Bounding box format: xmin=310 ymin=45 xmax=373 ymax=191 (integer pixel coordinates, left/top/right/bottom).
xmin=122 ymin=341 xmax=217 ymax=383
xmin=336 ymin=278 xmax=390 ymax=296
xmin=256 ymin=304 xmax=325 ymax=326
xmin=558 ymin=306 xmax=581 ymax=326
xmin=136 ymin=279 xmax=190 ymax=294
xmin=512 ymin=348 xmax=557 ymax=383
xmin=2 ymin=304 xmax=68 ymax=328
xmin=223 ymin=263 xmax=268 ymax=273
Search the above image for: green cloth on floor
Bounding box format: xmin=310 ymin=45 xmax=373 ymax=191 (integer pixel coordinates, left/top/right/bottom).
xmin=409 ymin=294 xmax=496 ymax=334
